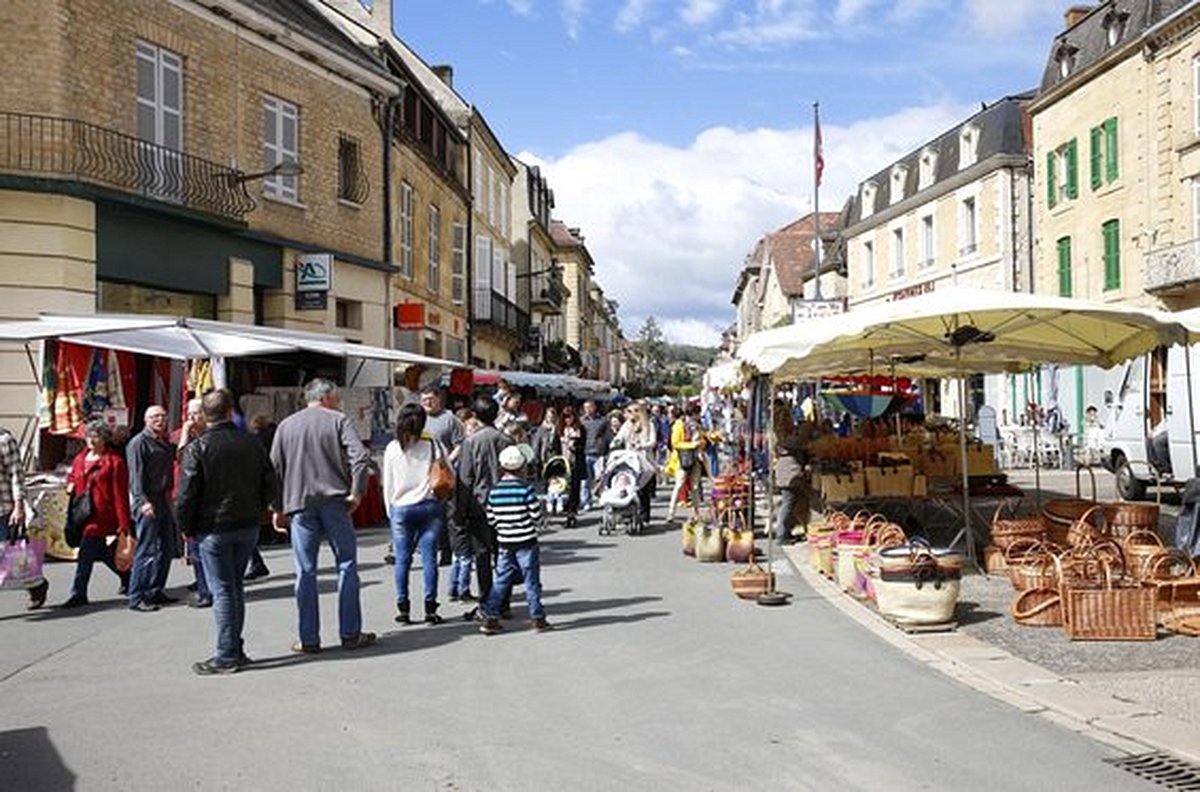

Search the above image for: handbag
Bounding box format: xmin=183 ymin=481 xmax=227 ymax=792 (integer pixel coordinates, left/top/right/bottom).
xmin=114 ymin=532 xmax=135 ymax=574
xmin=64 ymin=490 xmax=93 ymax=548
xmin=678 ymin=448 xmax=697 ymax=471
xmin=429 ymin=440 xmax=456 ymax=501
xmin=0 ymin=538 xmax=46 ymax=590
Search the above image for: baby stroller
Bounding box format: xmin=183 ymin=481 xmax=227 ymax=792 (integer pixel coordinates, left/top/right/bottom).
xmin=596 ymin=449 xmax=655 ymax=536
xmin=541 ymin=455 xmax=572 ymax=530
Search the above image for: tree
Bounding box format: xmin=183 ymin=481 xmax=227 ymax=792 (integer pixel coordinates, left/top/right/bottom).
xmin=632 ymin=316 xmax=668 ymax=389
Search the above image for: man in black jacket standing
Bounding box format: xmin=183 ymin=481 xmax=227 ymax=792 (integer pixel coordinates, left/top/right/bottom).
xmin=175 ymin=389 xmax=278 ymax=675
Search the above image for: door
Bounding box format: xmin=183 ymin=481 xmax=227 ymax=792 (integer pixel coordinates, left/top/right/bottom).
xmin=135 ymin=41 xmax=183 ymax=201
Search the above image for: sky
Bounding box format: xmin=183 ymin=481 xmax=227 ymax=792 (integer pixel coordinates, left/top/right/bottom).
xmin=391 ymin=1 xmax=1070 ymax=346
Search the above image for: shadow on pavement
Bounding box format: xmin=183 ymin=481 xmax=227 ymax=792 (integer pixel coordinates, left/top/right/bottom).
xmin=244 ymin=579 xmax=381 ymax=602
xmin=0 ymin=726 xmax=76 ymax=791
xmin=956 ymin=600 xmax=1004 ymax=626
xmin=552 ymin=610 xmax=671 ymax=631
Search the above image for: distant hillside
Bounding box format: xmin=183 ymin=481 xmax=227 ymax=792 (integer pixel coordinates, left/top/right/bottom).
xmin=666 ymin=343 xmax=715 ymax=367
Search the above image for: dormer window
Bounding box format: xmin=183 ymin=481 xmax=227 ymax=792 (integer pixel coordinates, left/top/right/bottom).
xmin=861 ymin=181 xmax=877 ymax=219
xmin=1104 ymin=10 xmax=1129 ymax=47
xmin=1056 ymin=43 xmax=1079 ymax=79
xmin=890 ymin=165 xmax=908 ymax=205
xmin=918 ymin=148 xmax=937 ymax=190
xmin=958 ymin=124 xmax=979 ymax=170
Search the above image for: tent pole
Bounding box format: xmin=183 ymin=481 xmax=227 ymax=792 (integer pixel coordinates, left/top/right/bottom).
xmin=1032 ymin=367 xmax=1042 ymax=507
xmin=957 ymin=348 xmax=977 ymax=569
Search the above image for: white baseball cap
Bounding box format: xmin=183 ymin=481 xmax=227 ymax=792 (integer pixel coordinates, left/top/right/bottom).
xmin=500 ymin=445 xmax=527 ymax=471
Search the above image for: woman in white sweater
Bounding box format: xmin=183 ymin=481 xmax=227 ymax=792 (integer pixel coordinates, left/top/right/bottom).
xmin=614 ymin=401 xmax=658 ymax=524
xmin=383 ymin=402 xmax=445 ymax=625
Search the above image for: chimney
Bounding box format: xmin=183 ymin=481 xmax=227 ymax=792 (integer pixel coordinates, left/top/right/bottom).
xmin=431 ymin=65 xmax=454 ymax=88
xmin=1064 ymin=5 xmax=1093 ymax=29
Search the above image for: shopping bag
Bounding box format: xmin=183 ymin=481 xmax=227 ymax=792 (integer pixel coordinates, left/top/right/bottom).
xmin=0 ymin=538 xmax=46 ymax=590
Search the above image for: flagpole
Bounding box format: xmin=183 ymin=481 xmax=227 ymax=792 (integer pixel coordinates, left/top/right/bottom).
xmin=813 ymin=102 xmax=823 ymax=301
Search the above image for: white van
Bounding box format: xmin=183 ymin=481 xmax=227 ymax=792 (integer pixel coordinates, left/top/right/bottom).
xmin=1102 ymin=344 xmax=1200 ymax=500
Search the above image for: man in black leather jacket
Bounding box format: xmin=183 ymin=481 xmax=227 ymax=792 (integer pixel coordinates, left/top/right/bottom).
xmin=175 ymin=388 xmax=278 ymax=675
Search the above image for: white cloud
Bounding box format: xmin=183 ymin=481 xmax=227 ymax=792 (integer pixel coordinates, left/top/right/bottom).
xmin=834 ymin=0 xmax=873 ymax=26
xmin=561 ymin=0 xmax=588 ymax=38
xmin=967 ymin=0 xmax=1055 ymax=39
xmin=522 ymin=101 xmax=973 ymax=344
xmin=680 ymin=0 xmax=726 ymax=27
xmin=505 ymin=0 xmax=535 ymax=15
xmin=615 ymin=0 xmax=653 ymax=32
xmin=661 ymin=317 xmax=726 ymax=347
xmin=711 ymin=0 xmax=820 ymax=48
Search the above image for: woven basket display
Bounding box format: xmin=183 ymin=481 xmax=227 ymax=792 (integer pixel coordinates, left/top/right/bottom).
xmin=1062 ymin=583 xmax=1156 ymax=641
xmin=990 ymin=500 xmax=1047 ymax=550
xmin=1042 ymin=468 xmax=1097 ymax=545
xmin=1120 ymin=529 xmax=1165 ymax=583
xmin=1101 ymin=502 xmax=1160 ymax=537
xmin=1005 ymin=539 xmax=1059 ymax=592
xmin=983 ymin=545 xmax=1008 ymax=575
xmin=1011 ymin=587 xmax=1063 ymax=627
xmin=1066 ymin=505 xmax=1110 ymax=548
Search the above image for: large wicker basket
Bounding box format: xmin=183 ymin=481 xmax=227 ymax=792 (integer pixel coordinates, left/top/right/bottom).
xmin=990 ymin=500 xmax=1047 ymax=550
xmin=1062 ymin=583 xmax=1156 ymax=641
xmin=1011 ymin=587 xmax=1063 ymax=627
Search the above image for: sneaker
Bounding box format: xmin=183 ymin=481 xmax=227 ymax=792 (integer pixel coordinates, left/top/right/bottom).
xmin=448 ymin=593 xmax=461 ymax=603
xmin=383 ymin=552 xmax=395 ymax=565
xmin=236 ymin=651 xmax=253 ymax=669
xmin=531 ymin=617 xmax=553 ymax=632
xmin=461 ymin=606 xmax=481 ymax=623
xmin=479 ymin=618 xmax=502 ymax=635
xmin=459 ymin=592 xmax=477 ymax=603
xmin=27 ymin=580 xmax=48 ymax=610
xmin=192 ymin=658 xmax=239 ymax=676
xmin=291 ymin=641 xmax=322 ymax=655
xmin=244 ymin=565 xmax=270 ymax=581
xmin=60 ymin=594 xmax=89 ymax=609
xmin=130 ymin=601 xmax=160 ymax=613
xmin=341 ymin=632 xmax=377 ymax=650
xmin=189 ymin=596 xmax=213 ymax=609
xmin=424 ymin=612 xmax=444 ymax=625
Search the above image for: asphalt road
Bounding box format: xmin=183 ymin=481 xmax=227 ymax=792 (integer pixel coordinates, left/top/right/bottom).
xmin=0 ymin=494 xmax=1155 ymax=791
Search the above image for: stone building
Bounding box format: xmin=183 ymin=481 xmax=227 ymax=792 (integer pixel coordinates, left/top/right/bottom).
xmin=511 ymin=160 xmax=568 ymax=370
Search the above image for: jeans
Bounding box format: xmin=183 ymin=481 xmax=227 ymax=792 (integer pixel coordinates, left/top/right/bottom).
xmin=197 ymin=525 xmax=258 ymax=665
xmin=290 ymin=500 xmax=362 ymax=645
xmin=186 ymin=539 xmax=210 ymax=599
xmin=389 ymin=498 xmax=443 ymax=609
xmin=482 ymin=542 xmax=544 ymax=620
xmin=449 ymin=552 xmax=473 ymax=597
xmin=706 ymin=445 xmax=720 ymax=478
xmin=776 ymin=488 xmax=798 ymax=543
xmin=71 ymin=535 xmax=120 ymax=599
xmin=129 ymin=509 xmax=173 ymax=606
xmin=583 ymin=455 xmax=600 ymax=508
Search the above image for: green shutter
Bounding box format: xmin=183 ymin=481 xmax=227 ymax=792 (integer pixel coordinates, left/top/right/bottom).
xmin=1090 ymin=126 xmax=1103 ymax=190
xmin=1065 ymin=138 xmax=1079 ymax=199
xmin=1104 ymin=117 xmax=1119 ymax=183
xmin=1047 ymin=151 xmax=1057 ymax=208
xmin=1103 ymin=219 xmax=1120 ymax=290
xmin=1057 ymin=237 xmax=1072 ymax=297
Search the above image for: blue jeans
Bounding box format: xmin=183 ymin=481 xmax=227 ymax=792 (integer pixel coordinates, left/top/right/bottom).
xmin=290 ymin=500 xmax=362 ymax=645
xmin=197 ymin=525 xmax=257 ymax=665
xmin=583 ymin=455 xmax=600 ymax=507
xmin=449 ymin=552 xmax=473 ymax=597
xmin=129 ymin=509 xmax=173 ymax=606
xmin=186 ymin=539 xmax=210 ymax=599
xmin=482 ymin=542 xmax=544 ymax=620
xmin=71 ymin=535 xmax=120 ymax=599
xmin=388 ymin=499 xmax=443 ymax=608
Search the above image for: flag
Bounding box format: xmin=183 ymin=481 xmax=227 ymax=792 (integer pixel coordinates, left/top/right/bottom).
xmin=814 ymin=104 xmax=825 ymax=187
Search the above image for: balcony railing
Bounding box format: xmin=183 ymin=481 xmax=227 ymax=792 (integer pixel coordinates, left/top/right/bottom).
xmin=0 ymin=111 xmax=255 ymax=220
xmin=472 ymin=288 xmax=530 ymax=341
xmin=528 ymin=273 xmax=565 ymax=313
xmin=1145 ymin=238 xmax=1200 ymax=293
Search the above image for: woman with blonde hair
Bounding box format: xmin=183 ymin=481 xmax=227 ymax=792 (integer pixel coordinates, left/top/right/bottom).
xmin=614 ymin=401 xmax=658 ymax=524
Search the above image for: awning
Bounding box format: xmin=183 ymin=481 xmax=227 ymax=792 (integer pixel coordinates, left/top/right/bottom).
xmin=0 ymin=314 xmax=459 ymax=368
xmin=461 ymin=370 xmax=616 ymax=399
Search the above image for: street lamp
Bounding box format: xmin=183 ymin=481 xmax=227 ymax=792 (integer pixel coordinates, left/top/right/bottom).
xmin=229 ymin=159 xmax=305 ymax=184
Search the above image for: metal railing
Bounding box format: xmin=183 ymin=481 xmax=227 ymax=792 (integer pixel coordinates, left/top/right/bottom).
xmin=1145 ymin=237 xmax=1200 ymax=293
xmin=0 ymin=111 xmax=255 ymax=219
xmin=528 ymin=272 xmax=565 ymax=312
xmin=472 ymin=288 xmax=530 ymax=340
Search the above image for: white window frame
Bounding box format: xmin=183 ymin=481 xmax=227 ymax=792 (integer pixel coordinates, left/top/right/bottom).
xmin=491 ymin=244 xmax=504 ymax=298
xmin=263 ymin=95 xmax=299 ymax=202
xmin=1194 ymin=55 xmax=1200 ymax=136
xmin=428 ymin=204 xmax=440 ymax=293
xmin=487 ymin=166 xmax=497 ymax=228
xmin=136 ymin=41 xmax=183 ymax=150
xmin=473 ymin=150 xmax=483 ymax=211
xmin=451 ymin=221 xmax=466 ymax=305
xmin=861 ymin=240 xmax=875 ymax=290
xmin=399 ymin=181 xmax=414 ymax=279
xmin=958 ymin=193 xmax=979 ymax=257
xmin=475 ymin=235 xmax=492 ymax=292
xmin=890 ymin=165 xmax=907 ymax=205
xmin=860 ymin=182 xmax=877 ymax=220
xmin=918 ymin=148 xmax=937 ymax=190
xmin=958 ymin=124 xmax=979 ymax=170
xmin=890 ymin=226 xmax=905 ymax=279
xmin=919 ymin=214 xmax=935 ymax=269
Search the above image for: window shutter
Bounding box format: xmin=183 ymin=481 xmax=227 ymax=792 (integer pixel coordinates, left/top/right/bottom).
xmin=1103 ymin=220 xmax=1121 ymax=290
xmin=1046 ymin=151 xmax=1057 ymax=208
xmin=1104 ymin=117 xmax=1119 ymax=183
xmin=1057 ymin=237 xmax=1072 ymax=297
xmin=1065 ymin=139 xmax=1078 ymax=199
xmin=1090 ymin=127 xmax=1102 ymax=190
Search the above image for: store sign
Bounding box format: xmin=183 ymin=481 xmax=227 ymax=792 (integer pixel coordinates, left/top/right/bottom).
xmin=296 ymin=253 xmax=333 ymax=292
xmin=393 ymin=302 xmax=426 ymax=330
xmin=892 ymin=280 xmax=935 ymax=301
xmin=793 ymin=299 xmax=846 ymax=323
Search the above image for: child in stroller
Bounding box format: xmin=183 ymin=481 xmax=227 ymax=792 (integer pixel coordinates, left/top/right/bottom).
xmin=596 ymin=448 xmax=655 ymax=536
xmin=541 ymin=455 xmax=571 ymax=517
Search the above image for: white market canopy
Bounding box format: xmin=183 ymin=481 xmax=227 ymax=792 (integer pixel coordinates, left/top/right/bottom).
xmin=738 ymin=288 xmax=1190 ymax=380
xmin=702 ymin=358 xmax=748 ymax=391
xmin=0 ymin=313 xmax=460 ymax=368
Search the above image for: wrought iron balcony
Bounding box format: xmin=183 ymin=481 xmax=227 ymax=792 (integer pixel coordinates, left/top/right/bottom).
xmin=1145 ymin=237 xmax=1200 ymax=293
xmin=528 ymin=272 xmax=565 ymax=314
xmin=0 ymin=111 xmax=255 ymax=220
xmin=472 ymin=288 xmax=530 ymax=342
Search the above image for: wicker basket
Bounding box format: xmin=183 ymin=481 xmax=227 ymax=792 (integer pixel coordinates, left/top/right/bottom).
xmin=983 ymin=545 xmax=1008 ymax=575
xmin=1102 ymin=502 xmax=1160 ymax=535
xmin=1062 ymin=584 xmax=1156 ymax=640
xmin=1066 ymin=504 xmax=1110 ymax=547
xmin=730 ymin=560 xmax=774 ymax=600
xmin=1120 ymin=529 xmax=1164 ymax=583
xmin=1011 ymin=587 xmax=1063 ymax=627
xmin=1005 ymin=539 xmax=1059 ymax=591
xmin=990 ymin=500 xmax=1047 ymax=550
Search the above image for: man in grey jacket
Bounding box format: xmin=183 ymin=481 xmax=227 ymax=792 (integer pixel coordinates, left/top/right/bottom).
xmin=453 ymin=396 xmax=512 ymax=618
xmin=270 ymin=379 xmax=375 ymax=653
xmin=127 ymin=404 xmax=177 ymax=611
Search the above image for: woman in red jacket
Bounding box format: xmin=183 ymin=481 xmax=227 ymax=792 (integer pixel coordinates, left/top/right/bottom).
xmin=62 ymin=420 xmax=132 ymax=608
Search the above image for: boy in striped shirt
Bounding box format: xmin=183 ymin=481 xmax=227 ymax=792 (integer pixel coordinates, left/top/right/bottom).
xmin=480 ymin=444 xmax=551 ymax=634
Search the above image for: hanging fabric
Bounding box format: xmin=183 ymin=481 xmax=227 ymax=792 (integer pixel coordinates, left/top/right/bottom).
xmin=81 ymin=348 xmax=109 ymax=416
xmin=39 ymin=339 xmax=57 ymax=429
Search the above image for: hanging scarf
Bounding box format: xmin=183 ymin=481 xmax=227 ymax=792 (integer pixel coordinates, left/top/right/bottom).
xmin=81 ymin=348 xmax=109 ymax=416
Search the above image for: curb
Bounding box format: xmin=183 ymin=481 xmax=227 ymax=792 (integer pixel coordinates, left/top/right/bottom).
xmin=779 ymin=543 xmax=1200 ymax=765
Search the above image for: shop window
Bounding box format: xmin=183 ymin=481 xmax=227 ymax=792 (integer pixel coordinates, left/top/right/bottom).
xmin=335 ymin=299 xmax=362 ymax=330
xmin=263 ymin=94 xmax=300 ymax=202
xmin=98 ymin=281 xmax=215 ymax=319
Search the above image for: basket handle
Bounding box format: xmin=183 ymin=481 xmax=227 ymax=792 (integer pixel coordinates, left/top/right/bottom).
xmin=1121 ymin=528 xmax=1164 ymax=549
xmin=1004 ymin=537 xmax=1048 ymax=564
xmin=1075 ymin=504 xmax=1108 ymax=529
xmin=1144 ymin=549 xmax=1195 ymax=580
xmin=1011 ymin=588 xmax=1061 ymax=620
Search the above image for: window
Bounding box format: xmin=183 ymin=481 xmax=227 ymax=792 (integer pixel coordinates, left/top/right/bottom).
xmin=499 ymin=179 xmax=508 ymax=234
xmin=920 ymin=215 xmax=935 ymax=269
xmin=136 ymin=41 xmax=183 ymax=199
xmin=473 ymin=150 xmax=483 ymax=211
xmin=335 ymin=299 xmax=362 ymax=330
xmin=1056 ymin=44 xmax=1078 ymax=80
xmin=1047 ymin=139 xmax=1078 ymax=208
xmin=475 ymin=235 xmax=492 ymax=291
xmin=263 ymin=95 xmax=299 ymax=201
xmin=890 ymin=165 xmax=907 ymax=205
xmin=890 ymin=227 xmax=904 ymax=278
xmin=1102 ymin=219 xmax=1121 ymax=291
xmin=1089 ymin=118 xmax=1119 ymax=189
xmin=428 ymin=204 xmax=440 ymax=293
xmin=445 ymin=336 xmax=466 ymax=364
xmin=860 ymin=182 xmax=877 ymax=219
xmin=1057 ymin=237 xmax=1072 ymax=297
xmin=398 ymin=181 xmax=413 ymax=279
xmin=487 ymin=166 xmax=496 ymax=228
xmin=959 ymin=196 xmax=978 ymax=256
xmin=918 ymin=148 xmax=937 ymax=190
xmin=1104 ymin=10 xmax=1128 ymax=47
xmin=337 ymin=135 xmax=365 ymax=204
xmin=451 ymin=222 xmax=466 ymax=305
xmin=958 ymin=124 xmax=979 ymax=170
xmin=861 ymin=240 xmax=875 ymax=289
xmin=1194 ymin=56 xmax=1200 ymax=135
